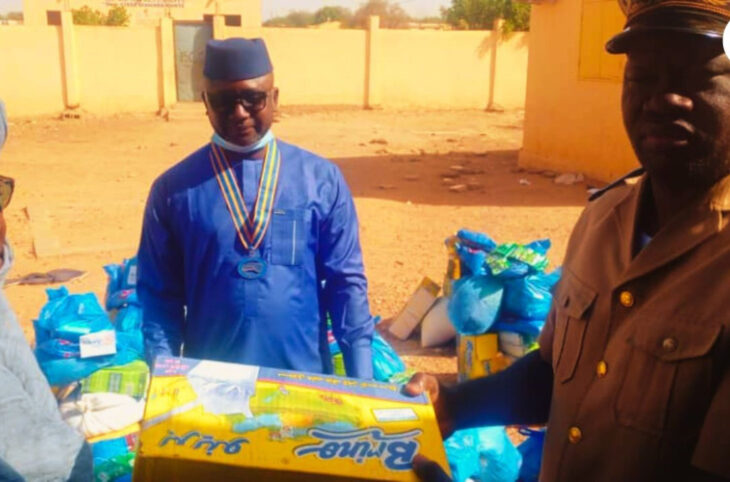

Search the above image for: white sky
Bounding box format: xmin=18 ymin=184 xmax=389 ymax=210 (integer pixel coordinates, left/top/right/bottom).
xmin=262 ymin=0 xmax=450 ymax=20
xmin=0 ymin=0 xmax=22 ymax=14
xmin=0 ymin=0 xmax=451 ymax=19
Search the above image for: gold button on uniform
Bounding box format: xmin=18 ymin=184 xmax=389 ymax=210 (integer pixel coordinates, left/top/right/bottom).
xmin=662 ymin=337 xmax=678 ymax=352
xmin=568 ymin=426 xmax=583 ymax=444
xmin=619 ymin=290 xmax=634 ymax=307
xmin=596 ymin=360 xmax=608 ymax=378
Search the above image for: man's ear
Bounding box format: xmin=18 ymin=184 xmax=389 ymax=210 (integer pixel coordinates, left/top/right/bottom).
xmin=201 ymin=92 xmax=209 ymax=114
xmin=272 ymin=88 xmax=280 ymax=110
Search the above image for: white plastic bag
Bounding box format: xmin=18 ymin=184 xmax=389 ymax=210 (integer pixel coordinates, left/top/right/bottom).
xmin=60 ymin=392 xmax=144 ymax=438
xmin=421 ymin=297 xmax=456 ymax=347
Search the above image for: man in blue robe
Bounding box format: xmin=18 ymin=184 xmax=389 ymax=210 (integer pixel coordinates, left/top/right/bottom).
xmin=137 ymin=38 xmax=374 ymax=378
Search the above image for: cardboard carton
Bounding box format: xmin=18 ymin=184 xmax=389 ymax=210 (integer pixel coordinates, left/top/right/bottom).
xmin=389 ymin=278 xmax=441 ymax=340
xmin=134 ymin=357 xmax=450 ymax=481
xmin=457 ymin=334 xmax=514 ymax=381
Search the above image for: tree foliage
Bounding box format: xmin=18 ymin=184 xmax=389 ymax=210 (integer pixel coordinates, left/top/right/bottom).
xmin=442 ymin=0 xmax=530 ymax=32
xmin=263 ymin=10 xmax=316 ymax=27
xmin=263 ymin=1 xmax=411 ymax=29
xmin=350 ymin=0 xmax=410 ymax=29
xmin=106 ymin=6 xmax=131 ymax=26
xmin=72 ymin=5 xmax=130 ymax=26
xmin=313 ymin=6 xmax=352 ymax=25
xmin=0 ymin=11 xmax=23 ymax=21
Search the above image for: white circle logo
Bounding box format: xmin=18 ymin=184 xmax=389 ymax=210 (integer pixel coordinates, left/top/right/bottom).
xmin=723 ymin=21 xmax=730 ymax=60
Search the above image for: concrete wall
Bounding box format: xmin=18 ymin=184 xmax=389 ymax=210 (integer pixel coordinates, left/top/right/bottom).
xmin=518 ymin=0 xmax=637 ymax=182
xmin=0 ymin=26 xmax=66 ymax=117
xmin=75 ymin=26 xmax=161 ymax=113
xmin=259 ymin=28 xmax=368 ymax=106
xmin=0 ymin=18 xmax=529 ymax=118
xmin=379 ymin=30 xmax=494 ymax=108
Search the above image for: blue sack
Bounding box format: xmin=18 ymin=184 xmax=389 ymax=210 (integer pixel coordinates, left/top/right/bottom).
xmin=501 ymin=268 xmax=562 ymax=321
xmin=517 ymin=428 xmax=545 ymax=482
xmin=448 ymin=275 xmax=504 ymax=335
xmin=104 ymin=257 xmax=139 ymax=310
xmin=477 ymin=426 xmax=522 ymax=482
xmin=34 ymin=287 xmax=142 ymax=385
xmin=445 ymin=428 xmax=481 ymax=482
xmin=445 ymin=427 xmax=522 ymax=482
xmin=115 ymin=305 xmax=142 ymax=333
xmin=34 ymin=287 xmax=112 ymax=344
xmin=372 ymin=331 xmax=406 ymax=382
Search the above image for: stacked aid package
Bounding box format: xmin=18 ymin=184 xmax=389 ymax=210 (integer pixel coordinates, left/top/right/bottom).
xmin=134 ymin=356 xmax=450 ymax=481
xmin=34 ymin=257 xmax=148 ymax=482
xmin=442 ymin=229 xmax=559 ymax=482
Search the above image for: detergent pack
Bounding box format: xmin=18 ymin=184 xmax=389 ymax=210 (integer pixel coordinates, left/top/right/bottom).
xmin=134 ymin=356 xmax=450 ymax=481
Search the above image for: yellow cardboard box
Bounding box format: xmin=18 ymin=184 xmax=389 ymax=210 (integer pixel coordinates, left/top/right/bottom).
xmin=457 ymin=334 xmax=514 ymax=381
xmin=134 ymin=357 xmax=450 ymax=481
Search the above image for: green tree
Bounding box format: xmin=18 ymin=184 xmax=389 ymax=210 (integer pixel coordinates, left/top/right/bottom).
xmin=313 ymin=6 xmax=352 ymax=25
xmin=264 ymin=10 xmax=316 ymax=27
xmin=105 ymin=6 xmax=131 ymax=26
xmin=72 ymin=5 xmax=130 ymax=26
xmin=442 ymin=0 xmax=530 ymax=32
xmin=72 ymin=5 xmax=106 ymax=25
xmin=350 ymin=0 xmax=410 ymax=29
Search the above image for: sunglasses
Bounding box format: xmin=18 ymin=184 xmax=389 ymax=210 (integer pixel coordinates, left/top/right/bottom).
xmin=0 ymin=176 xmax=14 ymax=212
xmin=204 ymin=90 xmax=270 ymax=115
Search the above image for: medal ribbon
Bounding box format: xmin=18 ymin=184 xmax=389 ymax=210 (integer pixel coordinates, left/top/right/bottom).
xmin=209 ymin=139 xmax=281 ymax=251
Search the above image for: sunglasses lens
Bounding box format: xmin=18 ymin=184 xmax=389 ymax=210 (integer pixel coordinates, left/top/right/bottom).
xmin=206 ymin=91 xmax=268 ymax=113
xmin=206 ymin=92 xmax=231 ymax=112
xmin=0 ymin=178 xmax=14 ymax=211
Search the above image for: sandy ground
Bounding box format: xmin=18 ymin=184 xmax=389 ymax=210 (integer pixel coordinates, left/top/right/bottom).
xmin=1 ymin=105 xmax=590 ymax=382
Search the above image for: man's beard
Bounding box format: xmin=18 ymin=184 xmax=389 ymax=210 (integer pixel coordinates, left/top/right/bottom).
xmin=638 ymin=138 xmax=730 ymax=192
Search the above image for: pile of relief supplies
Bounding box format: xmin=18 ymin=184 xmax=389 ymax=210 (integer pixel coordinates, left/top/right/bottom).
xmin=327 ymin=314 xmax=411 ymax=384
xmin=387 ymin=228 xmax=559 ymax=482
xmin=33 ymin=257 xmax=147 ymax=482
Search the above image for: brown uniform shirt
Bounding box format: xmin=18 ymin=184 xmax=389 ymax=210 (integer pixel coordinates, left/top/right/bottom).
xmin=538 ymin=173 xmax=730 ymax=481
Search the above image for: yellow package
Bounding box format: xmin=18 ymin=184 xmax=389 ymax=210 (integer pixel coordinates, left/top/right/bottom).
xmin=134 ymin=357 xmax=450 ymax=481
xmin=457 ymin=333 xmax=514 ymax=381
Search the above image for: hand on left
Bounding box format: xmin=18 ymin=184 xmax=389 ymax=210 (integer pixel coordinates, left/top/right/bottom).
xmin=412 ymin=455 xmax=452 ymax=482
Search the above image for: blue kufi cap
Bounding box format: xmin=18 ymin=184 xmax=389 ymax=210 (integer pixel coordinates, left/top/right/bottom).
xmin=204 ymin=38 xmax=273 ymax=81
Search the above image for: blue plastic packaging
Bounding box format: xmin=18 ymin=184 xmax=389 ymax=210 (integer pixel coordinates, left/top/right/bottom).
xmin=104 ymin=257 xmax=139 ymax=310
xmin=34 ymin=287 xmax=143 ymax=385
xmin=517 ymin=428 xmax=546 ymax=482
xmin=448 ymin=275 xmax=504 ymax=335
xmin=501 ymin=268 xmax=562 ymax=321
xmin=34 ymin=287 xmax=112 ymax=344
xmin=445 ymin=427 xmax=523 ymax=482
xmin=372 ymin=331 xmax=406 ymax=382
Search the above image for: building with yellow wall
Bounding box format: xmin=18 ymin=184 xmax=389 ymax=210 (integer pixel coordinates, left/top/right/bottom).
xmin=23 ymin=0 xmax=261 ymax=28
xmin=518 ymin=0 xmax=638 ymax=182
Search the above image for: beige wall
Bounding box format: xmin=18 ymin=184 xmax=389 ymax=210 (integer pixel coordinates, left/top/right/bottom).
xmin=493 ymin=33 xmax=530 ymax=110
xmin=259 ymin=28 xmax=368 ymax=106
xmin=1 ymin=19 xmax=529 ymax=118
xmin=379 ymin=30 xmax=492 ymax=108
xmin=75 ymin=26 xmax=161 ymax=113
xmin=518 ymin=0 xmax=637 ymax=182
xmin=0 ymin=26 xmax=66 ymax=117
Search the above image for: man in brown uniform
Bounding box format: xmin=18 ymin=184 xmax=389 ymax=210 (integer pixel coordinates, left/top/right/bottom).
xmin=407 ymin=1 xmax=730 ymax=481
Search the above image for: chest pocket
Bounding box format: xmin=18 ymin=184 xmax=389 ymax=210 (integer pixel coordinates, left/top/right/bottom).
xmin=270 ymin=209 xmax=306 ymax=266
xmin=615 ymin=320 xmax=721 ymax=434
xmin=552 ymin=272 xmax=597 ymax=384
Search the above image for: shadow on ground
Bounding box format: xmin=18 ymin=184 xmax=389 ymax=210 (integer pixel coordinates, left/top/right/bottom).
xmin=332 ymin=149 xmax=594 ymax=207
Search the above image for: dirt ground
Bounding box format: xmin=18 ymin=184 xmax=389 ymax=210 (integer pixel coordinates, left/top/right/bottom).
xmin=1 ymin=105 xmax=589 ymax=382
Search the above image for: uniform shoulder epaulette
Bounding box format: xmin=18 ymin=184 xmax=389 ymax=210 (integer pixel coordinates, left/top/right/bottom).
xmin=588 ymin=167 xmax=645 ymax=201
